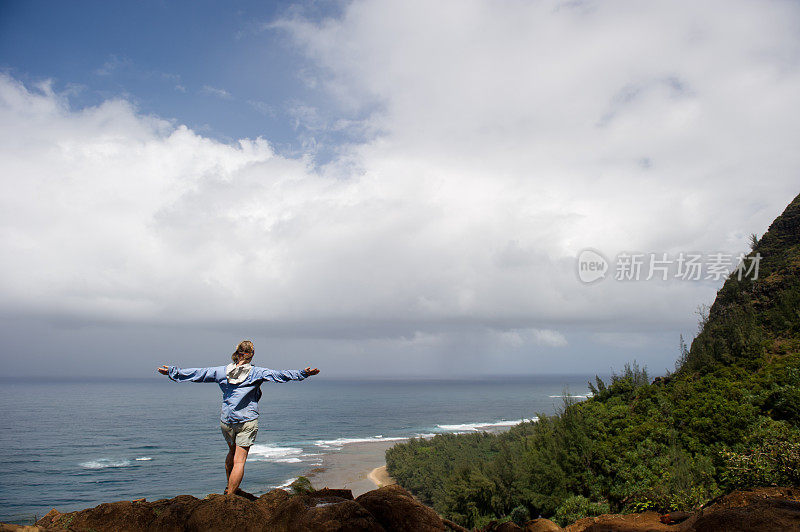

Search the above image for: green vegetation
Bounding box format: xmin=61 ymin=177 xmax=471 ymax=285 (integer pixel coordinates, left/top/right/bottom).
xmin=509 ymin=505 xmax=530 ymax=526
xmin=553 ymin=495 xmax=610 ymax=527
xmin=289 ymin=476 xmax=315 ymax=495
xmin=386 ymin=193 xmax=800 ymax=528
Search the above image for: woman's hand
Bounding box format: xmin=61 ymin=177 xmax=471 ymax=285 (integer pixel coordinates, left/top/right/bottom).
xmin=303 ymin=367 xmax=320 ymax=376
xmin=157 ymin=365 xmax=169 ymax=375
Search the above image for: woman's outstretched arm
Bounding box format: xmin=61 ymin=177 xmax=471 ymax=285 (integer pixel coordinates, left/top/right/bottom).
xmin=256 ymin=366 xmax=320 ymax=383
xmin=157 ymin=365 xmax=223 ymax=382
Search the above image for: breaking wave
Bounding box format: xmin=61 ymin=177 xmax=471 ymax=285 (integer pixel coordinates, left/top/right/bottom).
xmin=79 ymin=458 xmax=131 ymax=469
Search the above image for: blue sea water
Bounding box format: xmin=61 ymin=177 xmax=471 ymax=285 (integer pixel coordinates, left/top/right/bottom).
xmin=0 ymin=375 xmax=593 ymax=524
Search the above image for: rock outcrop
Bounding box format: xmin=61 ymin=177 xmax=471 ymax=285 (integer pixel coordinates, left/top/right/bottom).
xmin=355 ymin=485 xmax=447 ymax=531
xmin=475 ymin=487 xmax=800 ymax=532
xmin=1 ymin=486 xmax=798 ymax=531
xmin=678 ymin=486 xmax=800 ymax=532
xmin=16 ymin=485 xmax=456 ymax=532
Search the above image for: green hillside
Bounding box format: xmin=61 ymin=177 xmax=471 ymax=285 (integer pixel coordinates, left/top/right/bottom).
xmin=686 ymin=193 xmax=800 ymax=374
xmin=386 ymin=193 xmax=800 ymax=529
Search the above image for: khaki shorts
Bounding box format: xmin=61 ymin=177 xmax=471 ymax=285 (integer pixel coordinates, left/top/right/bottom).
xmin=221 ymin=419 xmax=258 ymax=448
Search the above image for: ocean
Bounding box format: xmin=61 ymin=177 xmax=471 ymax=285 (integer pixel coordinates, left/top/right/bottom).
xmin=0 ymin=375 xmax=593 ymax=524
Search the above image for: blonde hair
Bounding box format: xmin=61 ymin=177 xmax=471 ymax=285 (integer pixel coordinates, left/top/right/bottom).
xmin=232 ymin=340 xmax=255 ymax=364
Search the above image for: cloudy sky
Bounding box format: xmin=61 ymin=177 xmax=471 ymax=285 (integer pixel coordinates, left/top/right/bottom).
xmin=1 ymin=0 xmax=798 ymax=378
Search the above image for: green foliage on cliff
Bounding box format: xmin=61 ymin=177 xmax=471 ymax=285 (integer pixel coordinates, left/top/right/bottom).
xmin=386 ymin=193 xmax=800 ymax=528
xmin=553 ymin=495 xmax=610 ymax=527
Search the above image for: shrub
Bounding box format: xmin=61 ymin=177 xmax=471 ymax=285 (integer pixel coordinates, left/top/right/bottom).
xmin=509 ymin=505 xmax=530 ymax=526
xmin=289 ymin=476 xmax=315 ymax=495
xmin=553 ymin=495 xmax=610 ymax=527
xmin=721 ymin=442 xmax=800 ymax=489
xmin=623 ymin=446 xmax=719 ymax=513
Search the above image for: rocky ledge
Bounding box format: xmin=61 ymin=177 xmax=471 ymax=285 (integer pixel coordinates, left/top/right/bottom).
xmin=2 ymin=485 xmax=461 ymax=532
xmin=1 ymin=485 xmax=798 ymax=531
xmin=480 ymin=487 xmax=800 ymax=532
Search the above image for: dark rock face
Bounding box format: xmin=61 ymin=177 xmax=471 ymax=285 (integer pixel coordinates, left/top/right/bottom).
xmin=257 ymin=489 xmax=382 ymax=531
xmin=688 ymin=497 xmax=800 ymax=531
xmin=5 ymin=485 xmax=799 ymax=531
xmin=565 ymin=487 xmax=800 ymax=532
xmin=313 ymin=488 xmax=356 ymax=500
xmin=28 ymin=485 xmax=446 ymax=531
xmin=355 ymin=485 xmax=447 ymax=531
xmin=566 ymin=511 xmax=672 ymax=532
xmin=186 ymin=494 xmax=268 ymax=531
xmin=525 ymin=519 xmax=563 ymax=532
xmin=680 ymin=486 xmax=800 ymax=532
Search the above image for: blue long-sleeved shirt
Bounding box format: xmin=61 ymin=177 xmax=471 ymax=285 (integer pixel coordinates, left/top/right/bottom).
xmin=167 ymin=365 xmax=308 ymax=423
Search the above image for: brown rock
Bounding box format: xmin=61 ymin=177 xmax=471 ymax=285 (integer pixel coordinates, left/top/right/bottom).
xmin=233 ymin=488 xmax=258 ymax=501
xmin=495 ymin=523 xmax=525 ymax=531
xmin=148 ymin=494 xmax=203 ymax=531
xmin=258 ymin=489 xmax=383 ymax=531
xmin=442 ymin=517 xmax=471 ymax=531
xmin=526 ymin=518 xmax=563 ymax=531
xmin=39 ymin=500 xmax=161 ymax=532
xmin=32 ymin=509 xmax=60 ymax=529
xmin=686 ymin=497 xmax=800 ymax=531
xmin=561 ymin=487 xmax=800 ymax=531
xmin=659 ymin=512 xmax=691 ymax=525
xmin=255 ymin=489 xmax=307 ymax=529
xmin=28 ymin=489 xmax=384 ymax=532
xmin=565 ymin=511 xmax=673 ymax=531
xmin=296 ymin=498 xmax=383 ymax=531
xmin=254 ymin=488 xmax=294 ymax=514
xmin=356 ymin=484 xmax=446 ymax=531
xmin=681 ymin=487 xmax=800 ymax=532
xmin=311 ymin=488 xmax=355 ymax=501
xmin=477 ymin=521 xmax=526 ymax=531
xmin=21 ymin=485 xmax=800 ymax=532
xmin=185 ymin=493 xmax=267 ymax=531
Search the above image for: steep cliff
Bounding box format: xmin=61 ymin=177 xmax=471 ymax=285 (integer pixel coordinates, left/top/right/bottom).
xmin=386 ymin=192 xmax=800 ymax=527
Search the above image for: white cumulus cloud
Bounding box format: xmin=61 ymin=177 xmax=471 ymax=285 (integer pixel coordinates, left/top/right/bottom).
xmin=2 ymin=0 xmax=800 ymax=374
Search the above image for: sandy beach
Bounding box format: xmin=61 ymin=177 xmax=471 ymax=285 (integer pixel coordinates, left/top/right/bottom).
xmin=304 ymin=440 xmax=398 ymax=497
xmin=302 ymin=425 xmax=521 ymax=496
xmin=367 ymin=465 xmax=395 ymax=487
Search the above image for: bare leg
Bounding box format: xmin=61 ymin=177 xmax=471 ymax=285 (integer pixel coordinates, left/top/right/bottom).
xmin=225 ymin=443 xmax=235 ymax=488
xmin=225 ymin=445 xmax=250 ymax=495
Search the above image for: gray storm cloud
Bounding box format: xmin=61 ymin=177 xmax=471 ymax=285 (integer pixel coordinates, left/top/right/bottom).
xmin=1 ymin=0 xmax=799 ymax=375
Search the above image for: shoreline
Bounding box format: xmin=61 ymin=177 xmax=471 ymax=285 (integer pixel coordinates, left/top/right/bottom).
xmin=298 ymin=423 xmax=527 ymax=497
xmin=303 ymin=439 xmax=399 ymax=497
xmin=367 ymin=465 xmax=395 ymax=488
